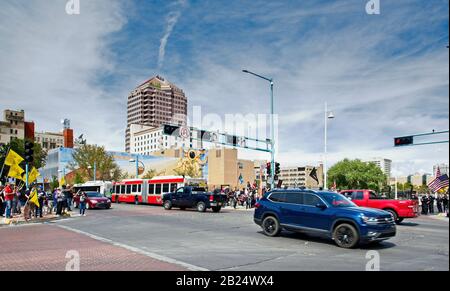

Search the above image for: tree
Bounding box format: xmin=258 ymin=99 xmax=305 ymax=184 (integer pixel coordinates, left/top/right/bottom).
xmin=50 ymin=175 xmax=59 ymax=191
xmin=327 ymin=159 xmax=387 ymax=192
xmin=74 ymin=172 xmax=85 ymax=184
xmin=142 ymin=169 xmax=161 ymax=180
xmin=0 ymin=138 xmax=47 ymax=182
xmin=70 ymin=144 xmax=122 ymax=181
xmin=174 ymin=158 xmax=202 ymax=178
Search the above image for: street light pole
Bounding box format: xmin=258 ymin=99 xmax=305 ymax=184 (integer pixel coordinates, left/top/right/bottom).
xmin=243 ymin=69 xmax=275 ymax=190
xmin=324 ymin=102 xmax=335 ymax=190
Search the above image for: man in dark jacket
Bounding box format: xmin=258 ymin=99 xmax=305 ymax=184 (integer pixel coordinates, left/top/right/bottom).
xmin=421 ymin=195 xmax=429 ymax=215
xmin=428 ymin=194 xmax=435 ymax=214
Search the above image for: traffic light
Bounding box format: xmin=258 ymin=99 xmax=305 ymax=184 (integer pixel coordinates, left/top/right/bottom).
xmin=266 ymin=162 xmax=271 ymax=176
xmin=275 ymin=162 xmax=281 ymax=176
xmin=394 ymin=136 xmax=414 ymax=147
xmin=25 ymin=141 xmax=34 ymax=164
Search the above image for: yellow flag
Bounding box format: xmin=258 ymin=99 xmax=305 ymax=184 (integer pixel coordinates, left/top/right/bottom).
xmin=29 ymin=189 xmax=40 ymax=208
xmin=28 ymin=167 xmax=40 ymax=184
xmin=59 ymin=176 xmax=66 ymax=187
xmin=4 ymin=149 xmax=24 ymax=166
xmin=8 ymin=164 xmax=25 ymax=181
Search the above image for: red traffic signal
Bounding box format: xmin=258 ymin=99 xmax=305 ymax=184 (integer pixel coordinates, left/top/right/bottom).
xmin=266 ymin=162 xmax=271 ymax=175
xmin=394 ymin=136 xmax=414 ymax=147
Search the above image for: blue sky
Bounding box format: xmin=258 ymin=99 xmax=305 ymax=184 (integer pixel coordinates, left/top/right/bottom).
xmin=0 ymin=0 xmax=448 ymax=176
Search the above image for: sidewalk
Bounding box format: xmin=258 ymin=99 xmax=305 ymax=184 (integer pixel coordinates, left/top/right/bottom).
xmin=424 ymin=213 xmax=449 ymax=222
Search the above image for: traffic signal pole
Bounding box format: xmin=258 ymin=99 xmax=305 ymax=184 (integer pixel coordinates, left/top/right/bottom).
xmin=394 ymin=130 xmax=449 ymax=147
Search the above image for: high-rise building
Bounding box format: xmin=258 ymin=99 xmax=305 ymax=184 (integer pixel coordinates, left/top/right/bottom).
xmin=364 ymin=158 xmax=392 ymax=178
xmin=125 ymin=75 xmax=187 ymax=152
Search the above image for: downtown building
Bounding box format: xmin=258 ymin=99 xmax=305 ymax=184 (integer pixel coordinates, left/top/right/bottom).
xmin=279 ymin=165 xmax=324 ymax=189
xmin=0 ymin=108 xmax=74 ymax=150
xmin=125 ymin=76 xmax=187 ymax=152
xmin=364 ymin=157 xmax=392 ymax=178
xmin=129 ymin=124 xmax=199 ymax=155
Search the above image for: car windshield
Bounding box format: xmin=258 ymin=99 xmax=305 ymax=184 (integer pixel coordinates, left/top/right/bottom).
xmin=86 ymin=192 xmax=103 ymax=198
xmin=321 ymin=192 xmax=356 ymax=208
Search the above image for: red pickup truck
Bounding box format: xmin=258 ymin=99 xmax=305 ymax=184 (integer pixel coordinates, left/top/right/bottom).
xmin=340 ymin=190 xmax=419 ymax=224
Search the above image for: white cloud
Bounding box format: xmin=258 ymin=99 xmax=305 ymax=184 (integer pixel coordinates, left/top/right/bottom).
xmin=158 ymin=0 xmax=188 ymax=71
xmin=0 ymin=0 xmax=127 ymax=150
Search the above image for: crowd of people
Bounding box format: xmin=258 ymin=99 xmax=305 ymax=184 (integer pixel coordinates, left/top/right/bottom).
xmin=419 ymin=193 xmax=449 ymax=215
xmin=0 ymin=182 xmax=89 ymax=221
xmin=216 ymin=182 xmax=266 ymax=210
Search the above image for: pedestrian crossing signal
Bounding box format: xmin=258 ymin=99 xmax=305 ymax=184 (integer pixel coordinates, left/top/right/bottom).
xmin=394 ymin=136 xmax=414 ymax=147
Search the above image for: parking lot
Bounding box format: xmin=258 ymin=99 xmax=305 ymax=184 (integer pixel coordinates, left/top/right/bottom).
xmin=1 ymin=203 xmax=448 ymax=271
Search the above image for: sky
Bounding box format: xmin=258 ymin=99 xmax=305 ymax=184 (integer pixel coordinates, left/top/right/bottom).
xmin=0 ymin=0 xmax=448 ymax=176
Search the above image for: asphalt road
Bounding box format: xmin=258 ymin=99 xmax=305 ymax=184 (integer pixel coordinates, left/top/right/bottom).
xmin=41 ymin=203 xmax=449 ymax=271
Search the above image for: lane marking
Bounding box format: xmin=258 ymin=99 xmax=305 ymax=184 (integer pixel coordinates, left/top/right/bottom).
xmin=56 ymin=224 xmax=209 ymax=271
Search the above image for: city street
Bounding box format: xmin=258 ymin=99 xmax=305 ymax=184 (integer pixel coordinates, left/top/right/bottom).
xmin=1 ymin=204 xmax=448 ymax=271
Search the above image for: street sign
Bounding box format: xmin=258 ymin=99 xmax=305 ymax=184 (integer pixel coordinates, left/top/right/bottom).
xmin=179 ymin=126 xmax=190 ymax=139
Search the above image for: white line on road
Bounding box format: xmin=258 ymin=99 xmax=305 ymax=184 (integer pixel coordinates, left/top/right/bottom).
xmin=56 ymin=224 xmax=209 ymax=271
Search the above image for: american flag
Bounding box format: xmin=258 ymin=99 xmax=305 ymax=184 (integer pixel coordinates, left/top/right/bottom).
xmin=428 ymin=167 xmax=450 ymax=193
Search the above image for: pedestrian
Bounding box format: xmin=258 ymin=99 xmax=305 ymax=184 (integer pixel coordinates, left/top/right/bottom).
xmin=0 ymin=184 xmax=5 ymax=217
xmin=35 ymin=186 xmax=46 ymax=218
xmin=78 ymin=191 xmax=87 ymax=216
xmin=56 ymin=188 xmax=65 ymax=216
xmin=52 ymin=189 xmax=58 ymax=214
xmin=65 ymin=184 xmax=73 ymax=212
xmin=436 ymin=195 xmax=443 ymax=213
xmin=443 ymin=194 xmax=449 ymax=213
xmin=428 ymin=194 xmax=435 ymax=214
xmin=421 ymin=195 xmax=429 ymax=215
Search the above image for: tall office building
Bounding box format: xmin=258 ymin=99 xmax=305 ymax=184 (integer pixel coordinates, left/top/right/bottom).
xmin=125 ymin=76 xmax=187 ymax=152
xmin=364 ymin=158 xmax=392 ymax=178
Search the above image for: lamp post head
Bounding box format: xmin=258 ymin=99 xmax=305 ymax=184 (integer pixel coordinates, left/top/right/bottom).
xmin=242 ymin=69 xmax=249 ymax=73
xmin=328 ymin=112 xmax=335 ymax=119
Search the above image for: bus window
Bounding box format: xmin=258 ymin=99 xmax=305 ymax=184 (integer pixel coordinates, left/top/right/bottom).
xmin=149 ymin=184 xmax=155 ymax=195
xmin=132 ymin=184 xmax=137 ymax=193
xmin=115 ymin=185 xmax=120 ymax=194
xmin=163 ymin=184 xmax=169 ymax=193
xmin=155 ymin=184 xmax=162 ymax=195
xmin=171 ymin=183 xmax=177 ymax=192
xmin=126 ymin=185 xmax=131 ymax=194
xmin=138 ymin=184 xmax=142 ymax=193
xmin=120 ymin=185 xmax=125 ymax=194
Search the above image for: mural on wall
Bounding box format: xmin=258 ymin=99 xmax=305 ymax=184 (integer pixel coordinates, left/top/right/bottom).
xmin=173 ymin=148 xmax=208 ymax=178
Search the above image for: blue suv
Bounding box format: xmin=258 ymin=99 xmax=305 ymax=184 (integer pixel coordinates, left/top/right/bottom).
xmin=254 ymin=190 xmax=396 ymax=248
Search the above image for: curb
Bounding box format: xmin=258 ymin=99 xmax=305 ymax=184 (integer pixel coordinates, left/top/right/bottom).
xmin=0 ymin=214 xmax=72 ymax=227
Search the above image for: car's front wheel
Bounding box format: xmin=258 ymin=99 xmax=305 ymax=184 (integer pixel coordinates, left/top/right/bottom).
xmin=262 ymin=216 xmax=281 ymax=237
xmin=333 ymin=223 xmax=359 ymax=249
xmin=163 ymin=200 xmax=172 ymax=210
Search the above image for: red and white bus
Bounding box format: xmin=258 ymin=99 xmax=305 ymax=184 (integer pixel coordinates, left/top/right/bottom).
xmin=112 ymin=176 xmax=207 ymax=205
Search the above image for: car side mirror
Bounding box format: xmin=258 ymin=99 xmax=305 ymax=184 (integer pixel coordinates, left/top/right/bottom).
xmin=316 ymin=203 xmax=327 ymax=210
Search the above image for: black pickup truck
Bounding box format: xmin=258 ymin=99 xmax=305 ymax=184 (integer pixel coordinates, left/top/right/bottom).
xmin=162 ymin=186 xmax=227 ymax=213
